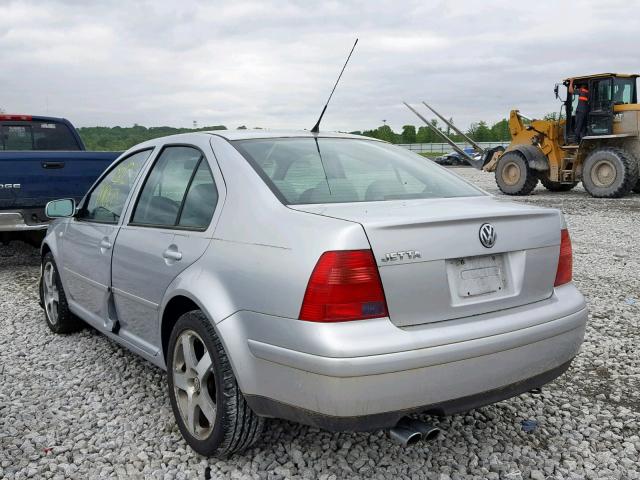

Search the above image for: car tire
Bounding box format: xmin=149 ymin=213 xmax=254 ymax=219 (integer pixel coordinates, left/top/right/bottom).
xmin=540 ymin=176 xmax=578 ymax=192
xmin=582 ymin=147 xmax=639 ymax=198
xmin=495 ymin=151 xmax=539 ymax=195
xmin=167 ymin=310 xmax=264 ymax=457
xmin=41 ymin=252 xmax=83 ymax=334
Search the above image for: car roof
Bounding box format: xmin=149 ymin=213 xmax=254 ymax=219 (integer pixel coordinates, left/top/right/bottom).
xmin=206 ymin=129 xmax=377 ymax=141
xmin=122 ymin=129 xmax=386 ymax=153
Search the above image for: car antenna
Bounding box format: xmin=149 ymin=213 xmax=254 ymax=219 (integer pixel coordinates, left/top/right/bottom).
xmin=310 ymin=38 xmax=358 ymax=134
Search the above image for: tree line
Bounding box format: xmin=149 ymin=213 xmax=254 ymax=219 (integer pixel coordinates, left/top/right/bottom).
xmin=77 ymin=118 xmax=512 ymax=151
xmin=352 ymin=118 xmax=511 ymax=144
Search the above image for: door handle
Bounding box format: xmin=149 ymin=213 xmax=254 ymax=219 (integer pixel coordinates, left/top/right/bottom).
xmin=41 ymin=161 xmax=65 ymax=169
xmin=163 ymin=249 xmax=182 ymax=261
xmin=99 ymin=238 xmax=112 ymax=250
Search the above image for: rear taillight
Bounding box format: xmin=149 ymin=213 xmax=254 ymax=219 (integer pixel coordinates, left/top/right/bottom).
xmin=299 ymin=249 xmax=388 ymax=322
xmin=554 ymin=229 xmax=573 ymax=286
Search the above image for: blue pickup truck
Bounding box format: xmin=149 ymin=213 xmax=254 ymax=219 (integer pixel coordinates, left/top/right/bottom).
xmin=0 ymin=114 xmax=120 ymax=245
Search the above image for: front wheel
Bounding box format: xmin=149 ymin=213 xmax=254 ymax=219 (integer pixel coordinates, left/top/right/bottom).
xmin=167 ymin=311 xmax=264 ymax=457
xmin=582 ymin=147 xmax=639 ymax=198
xmin=41 ymin=252 xmax=83 ymax=334
xmin=495 ymin=151 xmax=539 ymax=195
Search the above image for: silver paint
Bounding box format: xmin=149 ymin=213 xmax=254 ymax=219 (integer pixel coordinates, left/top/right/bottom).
xmin=42 ymin=130 xmax=588 ymax=425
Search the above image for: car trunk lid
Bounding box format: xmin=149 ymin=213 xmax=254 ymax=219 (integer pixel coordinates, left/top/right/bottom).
xmin=291 ymin=196 xmax=562 ymax=327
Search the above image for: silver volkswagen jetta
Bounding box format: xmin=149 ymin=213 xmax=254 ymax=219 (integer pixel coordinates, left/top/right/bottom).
xmin=40 ymin=130 xmax=587 ymax=456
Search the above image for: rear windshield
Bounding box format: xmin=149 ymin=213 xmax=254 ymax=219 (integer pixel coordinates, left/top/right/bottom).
xmin=0 ymin=121 xmax=80 ymax=151
xmin=233 ymin=137 xmax=484 ymax=205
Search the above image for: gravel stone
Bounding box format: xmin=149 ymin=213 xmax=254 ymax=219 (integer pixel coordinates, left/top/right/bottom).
xmin=0 ymin=168 xmax=638 ymax=479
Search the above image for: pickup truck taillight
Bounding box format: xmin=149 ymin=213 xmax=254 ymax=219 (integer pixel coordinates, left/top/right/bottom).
xmin=299 ymin=250 xmax=388 ymax=322
xmin=0 ymin=114 xmax=32 ymax=121
xmin=554 ymin=229 xmax=573 ymax=286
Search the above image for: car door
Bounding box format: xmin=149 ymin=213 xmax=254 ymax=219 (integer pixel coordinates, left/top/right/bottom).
xmin=61 ymin=149 xmax=152 ymax=328
xmin=110 ymin=145 xmax=220 ymax=354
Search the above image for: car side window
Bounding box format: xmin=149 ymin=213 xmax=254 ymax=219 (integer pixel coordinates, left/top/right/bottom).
xmin=177 ymin=161 xmax=218 ymax=229
xmin=131 ymin=146 xmax=218 ymax=230
xmin=79 ymin=149 xmax=151 ymax=223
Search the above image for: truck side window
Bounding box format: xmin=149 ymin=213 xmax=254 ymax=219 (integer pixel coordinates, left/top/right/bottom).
xmin=1 ymin=125 xmax=33 ymax=150
xmin=79 ymin=149 xmax=152 ymax=224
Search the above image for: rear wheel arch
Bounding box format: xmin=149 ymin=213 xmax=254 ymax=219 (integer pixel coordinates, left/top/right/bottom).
xmin=161 ymin=295 xmax=202 ymax=363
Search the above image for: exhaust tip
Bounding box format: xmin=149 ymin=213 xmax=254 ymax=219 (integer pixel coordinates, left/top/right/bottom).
xmin=391 ymin=416 xmax=441 ymax=445
xmin=389 ymin=426 xmax=422 ymax=447
xmin=423 ymin=426 xmax=441 ymax=441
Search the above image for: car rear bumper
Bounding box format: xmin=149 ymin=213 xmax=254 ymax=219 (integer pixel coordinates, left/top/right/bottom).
xmin=217 ymin=283 xmax=587 ymax=431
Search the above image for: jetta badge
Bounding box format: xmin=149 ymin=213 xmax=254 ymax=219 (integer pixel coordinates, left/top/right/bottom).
xmin=381 ymin=250 xmax=422 ymax=263
xmin=479 ymin=223 xmax=497 ymax=248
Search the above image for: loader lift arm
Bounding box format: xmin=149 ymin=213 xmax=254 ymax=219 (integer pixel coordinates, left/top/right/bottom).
xmin=403 ymin=102 xmax=483 ymax=168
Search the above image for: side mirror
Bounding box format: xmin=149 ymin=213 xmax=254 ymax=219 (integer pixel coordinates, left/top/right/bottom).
xmin=45 ymin=198 xmax=76 ymax=218
xmin=554 ymin=84 xmax=560 ymax=99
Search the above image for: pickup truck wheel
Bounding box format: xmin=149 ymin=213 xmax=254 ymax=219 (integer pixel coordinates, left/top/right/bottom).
xmin=41 ymin=252 xmax=83 ymax=334
xmin=582 ymin=147 xmax=639 ymax=198
xmin=167 ymin=311 xmax=264 ymax=457
xmin=495 ymin=151 xmax=538 ymax=195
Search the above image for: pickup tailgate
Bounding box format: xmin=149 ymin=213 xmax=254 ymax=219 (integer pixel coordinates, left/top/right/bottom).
xmin=291 ymin=196 xmax=563 ymax=327
xmin=0 ymin=151 xmax=119 ymax=209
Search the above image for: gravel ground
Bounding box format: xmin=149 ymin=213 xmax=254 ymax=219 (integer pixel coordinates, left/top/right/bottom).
xmin=1 ymin=169 xmax=639 ymax=480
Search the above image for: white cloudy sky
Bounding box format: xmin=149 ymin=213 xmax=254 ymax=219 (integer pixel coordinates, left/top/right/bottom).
xmin=1 ymin=0 xmax=639 ymax=132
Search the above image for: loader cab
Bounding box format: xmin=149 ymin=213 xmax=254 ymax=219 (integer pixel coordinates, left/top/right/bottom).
xmin=563 ymin=73 xmax=638 ymax=143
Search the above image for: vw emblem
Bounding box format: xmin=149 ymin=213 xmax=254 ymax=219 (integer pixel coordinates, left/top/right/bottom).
xmin=479 ymin=223 xmax=497 ymax=248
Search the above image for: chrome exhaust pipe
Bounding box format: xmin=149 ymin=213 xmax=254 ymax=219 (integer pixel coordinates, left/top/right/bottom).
xmin=388 ymin=425 xmax=422 ymax=447
xmin=388 ymin=417 xmax=441 ymax=446
xmin=402 ymin=417 xmax=441 ymax=442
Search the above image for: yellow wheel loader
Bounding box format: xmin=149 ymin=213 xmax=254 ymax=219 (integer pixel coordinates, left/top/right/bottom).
xmin=405 ymin=73 xmax=640 ymax=198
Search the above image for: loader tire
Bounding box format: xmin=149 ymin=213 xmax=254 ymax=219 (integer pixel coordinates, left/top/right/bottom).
xmin=633 ymin=177 xmax=640 ymax=193
xmin=495 ymin=151 xmax=538 ymax=195
xmin=582 ymin=147 xmax=639 ymax=198
xmin=540 ymin=176 xmax=578 ymax=192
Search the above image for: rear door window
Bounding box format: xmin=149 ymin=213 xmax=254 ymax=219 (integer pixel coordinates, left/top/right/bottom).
xmin=131 ymin=146 xmax=218 ymax=230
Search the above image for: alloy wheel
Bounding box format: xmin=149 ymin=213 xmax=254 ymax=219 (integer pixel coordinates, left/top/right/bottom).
xmin=172 ymin=329 xmax=217 ymax=440
xmin=43 ymin=262 xmax=59 ymax=325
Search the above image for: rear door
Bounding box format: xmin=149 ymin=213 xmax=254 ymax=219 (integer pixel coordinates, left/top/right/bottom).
xmin=61 ymin=149 xmax=152 ymax=327
xmin=110 ymin=144 xmax=221 ymax=353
